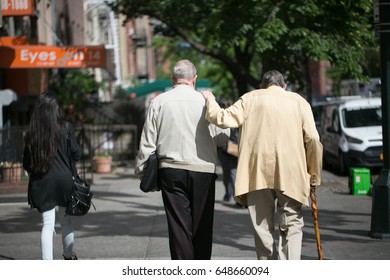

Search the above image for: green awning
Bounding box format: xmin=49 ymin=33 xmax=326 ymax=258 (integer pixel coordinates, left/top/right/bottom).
xmin=127 ymin=79 xmax=211 ymax=98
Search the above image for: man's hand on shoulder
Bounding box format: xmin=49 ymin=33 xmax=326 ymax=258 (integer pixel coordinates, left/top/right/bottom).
xmin=201 ymin=90 xmax=216 ymax=101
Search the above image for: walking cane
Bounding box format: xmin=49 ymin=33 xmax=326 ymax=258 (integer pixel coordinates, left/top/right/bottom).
xmin=310 ymin=186 xmax=324 ymax=260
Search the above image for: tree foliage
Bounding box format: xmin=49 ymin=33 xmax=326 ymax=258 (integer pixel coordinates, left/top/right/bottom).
xmin=111 ymin=0 xmax=377 ymax=97
xmin=152 ymin=36 xmax=236 ymax=99
xmin=49 ymin=69 xmax=102 ymax=122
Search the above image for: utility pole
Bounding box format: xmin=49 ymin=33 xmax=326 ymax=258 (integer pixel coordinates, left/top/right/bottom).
xmin=370 ymin=0 xmax=390 ymax=239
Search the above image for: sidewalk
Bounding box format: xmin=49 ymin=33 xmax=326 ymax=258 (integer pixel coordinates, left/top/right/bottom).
xmin=1 ymin=165 xmax=390 ymax=260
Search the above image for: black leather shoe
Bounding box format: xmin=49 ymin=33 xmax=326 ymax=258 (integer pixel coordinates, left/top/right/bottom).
xmin=63 ymin=252 xmax=78 ymax=260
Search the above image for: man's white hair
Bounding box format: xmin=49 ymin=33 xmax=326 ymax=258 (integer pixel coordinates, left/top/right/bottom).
xmin=172 ymin=60 xmax=197 ymax=79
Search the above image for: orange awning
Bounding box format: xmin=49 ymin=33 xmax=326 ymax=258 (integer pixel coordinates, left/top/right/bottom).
xmin=0 ymin=36 xmax=29 ymax=46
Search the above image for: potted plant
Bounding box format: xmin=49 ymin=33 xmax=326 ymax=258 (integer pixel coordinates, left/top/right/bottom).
xmin=92 ymin=152 xmax=112 ymax=174
xmin=1 ymin=162 xmax=23 ymax=182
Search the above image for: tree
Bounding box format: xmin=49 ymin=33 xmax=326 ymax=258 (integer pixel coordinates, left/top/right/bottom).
xmin=49 ymin=69 xmax=103 ymax=123
xmin=153 ymin=36 xmax=237 ymax=99
xmin=111 ymin=0 xmax=377 ymax=98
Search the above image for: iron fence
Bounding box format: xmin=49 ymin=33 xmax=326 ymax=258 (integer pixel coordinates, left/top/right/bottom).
xmin=0 ymin=124 xmax=138 ymax=183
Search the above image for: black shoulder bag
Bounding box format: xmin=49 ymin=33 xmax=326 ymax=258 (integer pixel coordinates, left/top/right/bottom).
xmin=65 ymin=126 xmax=95 ymax=216
xmin=140 ymin=151 xmax=160 ymax=193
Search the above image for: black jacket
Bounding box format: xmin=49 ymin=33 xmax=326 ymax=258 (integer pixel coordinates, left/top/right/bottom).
xmin=23 ymin=122 xmax=81 ymax=213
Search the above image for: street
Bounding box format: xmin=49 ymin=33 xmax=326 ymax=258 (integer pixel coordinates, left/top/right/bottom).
xmin=0 ymin=166 xmax=389 ymax=260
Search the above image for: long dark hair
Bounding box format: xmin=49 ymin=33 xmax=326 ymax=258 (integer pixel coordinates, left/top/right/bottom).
xmin=25 ymin=90 xmax=66 ymax=174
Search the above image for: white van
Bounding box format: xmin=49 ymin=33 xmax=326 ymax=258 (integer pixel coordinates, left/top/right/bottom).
xmin=320 ymin=97 xmax=383 ymax=174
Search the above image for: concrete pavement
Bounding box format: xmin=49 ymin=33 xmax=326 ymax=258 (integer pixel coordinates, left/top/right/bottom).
xmin=1 ymin=164 xmax=390 ymax=260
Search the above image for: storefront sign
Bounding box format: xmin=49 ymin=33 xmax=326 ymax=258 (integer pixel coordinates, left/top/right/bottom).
xmin=0 ymin=45 xmax=105 ymax=68
xmin=1 ymin=0 xmax=34 ymax=16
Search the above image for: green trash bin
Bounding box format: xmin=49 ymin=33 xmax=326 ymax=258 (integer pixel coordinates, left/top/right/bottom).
xmin=349 ymin=168 xmax=371 ymax=195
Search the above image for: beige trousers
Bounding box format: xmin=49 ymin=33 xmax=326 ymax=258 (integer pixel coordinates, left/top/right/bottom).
xmin=247 ymin=189 xmax=304 ymax=260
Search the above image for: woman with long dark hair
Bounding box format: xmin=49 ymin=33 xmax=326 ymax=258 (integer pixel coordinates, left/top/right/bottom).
xmin=23 ymin=90 xmax=81 ymax=260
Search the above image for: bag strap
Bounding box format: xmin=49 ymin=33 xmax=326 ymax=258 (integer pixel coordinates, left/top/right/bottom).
xmin=65 ymin=122 xmax=77 ymax=177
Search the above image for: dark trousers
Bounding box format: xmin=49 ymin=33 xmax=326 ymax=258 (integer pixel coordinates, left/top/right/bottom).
xmin=217 ymin=148 xmax=237 ymax=201
xmin=159 ymin=168 xmax=216 ymax=260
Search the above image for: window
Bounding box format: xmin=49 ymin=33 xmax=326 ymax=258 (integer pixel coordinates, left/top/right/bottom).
xmin=342 ymin=107 xmax=382 ymax=128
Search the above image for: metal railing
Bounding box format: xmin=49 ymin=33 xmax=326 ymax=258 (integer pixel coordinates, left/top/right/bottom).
xmin=0 ymin=124 xmax=138 ymax=183
xmin=0 ymin=126 xmax=26 ymax=183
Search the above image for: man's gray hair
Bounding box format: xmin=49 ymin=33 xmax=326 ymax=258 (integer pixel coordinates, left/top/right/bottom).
xmin=260 ymin=70 xmax=285 ymax=89
xmin=172 ymin=60 xmax=197 ymax=79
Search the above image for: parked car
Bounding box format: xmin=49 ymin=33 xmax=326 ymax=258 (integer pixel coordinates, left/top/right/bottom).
xmin=320 ymin=97 xmax=383 ymax=174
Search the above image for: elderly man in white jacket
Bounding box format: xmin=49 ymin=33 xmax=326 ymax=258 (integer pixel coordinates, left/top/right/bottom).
xmin=201 ymin=70 xmax=323 ymax=260
xmin=135 ymin=59 xmax=230 ymax=260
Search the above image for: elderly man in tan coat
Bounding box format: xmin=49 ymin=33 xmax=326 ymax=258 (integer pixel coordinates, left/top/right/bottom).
xmin=201 ymin=70 xmax=323 ymax=260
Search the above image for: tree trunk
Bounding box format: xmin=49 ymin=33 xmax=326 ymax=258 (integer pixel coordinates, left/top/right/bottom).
xmin=305 ymin=58 xmax=313 ymax=105
xmin=236 ymin=77 xmax=249 ymax=97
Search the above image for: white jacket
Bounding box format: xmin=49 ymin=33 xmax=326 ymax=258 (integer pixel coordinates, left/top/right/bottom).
xmin=135 ymin=84 xmax=230 ymax=178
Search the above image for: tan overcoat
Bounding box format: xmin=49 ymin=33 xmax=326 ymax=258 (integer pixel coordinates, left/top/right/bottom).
xmin=205 ymin=86 xmax=323 ymax=206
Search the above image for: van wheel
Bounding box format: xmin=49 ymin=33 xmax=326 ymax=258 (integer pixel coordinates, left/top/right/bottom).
xmin=339 ymin=152 xmax=348 ymax=175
